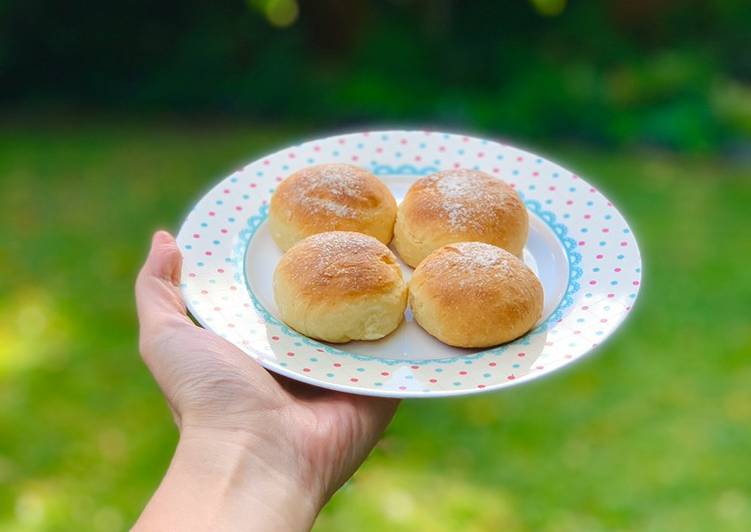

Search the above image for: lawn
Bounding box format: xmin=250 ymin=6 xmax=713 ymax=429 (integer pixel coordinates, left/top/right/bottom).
xmin=0 ymin=119 xmax=749 ymax=531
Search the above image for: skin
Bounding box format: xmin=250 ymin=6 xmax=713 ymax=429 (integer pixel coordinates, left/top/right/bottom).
xmin=133 ymin=231 xmax=400 ymax=531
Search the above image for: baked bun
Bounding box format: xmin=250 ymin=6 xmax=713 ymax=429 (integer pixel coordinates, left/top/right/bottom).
xmin=409 ymin=242 xmax=543 ymax=348
xmin=393 ymin=169 xmax=528 ymax=267
xmin=273 ymin=231 xmax=407 ymax=343
xmin=269 ymin=164 xmax=397 ymax=252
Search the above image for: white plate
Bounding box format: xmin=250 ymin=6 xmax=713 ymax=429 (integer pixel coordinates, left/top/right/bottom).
xmin=177 ymin=131 xmax=642 ymax=398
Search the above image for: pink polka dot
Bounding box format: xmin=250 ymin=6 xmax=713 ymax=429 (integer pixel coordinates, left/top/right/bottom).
xmin=217 ymin=268 xmax=224 ymax=273
xmin=596 ymin=254 xmax=603 ymax=259
xmin=589 ymin=280 xmax=597 ymax=285
xmin=411 ymin=365 xmax=419 ymax=370
xmin=381 ymin=371 xmax=389 ymax=376
xmin=193 ymin=233 xmax=200 ymax=239
xmin=614 ymin=267 xmax=622 ymax=272
xmin=429 ymin=379 xmax=437 ymax=383
xmin=398 ymin=385 xmax=406 ymax=390
xmin=286 ymin=352 xmax=295 ymax=357
xmin=271 ymin=336 xmax=279 ymax=341
xmin=204 ymin=251 xmax=212 ymax=256
xmin=579 ymin=241 xmax=586 ymax=246
xmin=488 ymin=362 xmax=497 ymax=367
xmin=602 ymin=228 xmax=610 ymax=233
xmin=478 ymin=384 xmax=486 ymax=388
xmin=208 ymin=211 xmax=215 ymax=216
xmin=518 ymin=352 xmax=526 ymax=357
xmin=506 ymin=375 xmax=516 ymax=380
xmin=459 ymin=371 xmax=467 ymax=375
xmin=633 ymin=280 xmax=640 ymax=286
xmin=351 ymin=378 xmax=359 ymax=383
xmin=303 ymin=368 xmax=310 ymax=372
xmin=223 ymin=189 xmax=230 ymax=194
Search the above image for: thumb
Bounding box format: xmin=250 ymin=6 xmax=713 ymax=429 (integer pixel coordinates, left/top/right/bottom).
xmin=135 ymin=231 xmax=194 ymax=340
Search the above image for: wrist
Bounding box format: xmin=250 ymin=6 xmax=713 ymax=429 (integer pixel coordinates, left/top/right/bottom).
xmin=136 ymin=427 xmax=322 ymax=531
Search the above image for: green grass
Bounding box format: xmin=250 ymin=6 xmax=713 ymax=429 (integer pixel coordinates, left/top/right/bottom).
xmin=0 ymin=120 xmax=749 ymax=531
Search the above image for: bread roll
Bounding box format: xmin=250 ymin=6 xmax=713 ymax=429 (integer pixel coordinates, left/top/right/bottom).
xmin=273 ymin=231 xmax=407 ymax=343
xmin=409 ymin=242 xmax=543 ymax=348
xmin=269 ymin=164 xmax=397 ymax=252
xmin=393 ymin=169 xmax=528 ymax=267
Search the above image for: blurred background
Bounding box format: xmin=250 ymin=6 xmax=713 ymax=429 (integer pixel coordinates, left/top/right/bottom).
xmin=1 ymin=0 xmax=750 ymax=530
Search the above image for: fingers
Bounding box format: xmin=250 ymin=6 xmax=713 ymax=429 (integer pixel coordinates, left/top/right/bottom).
xmin=136 ymin=231 xmax=194 ymax=342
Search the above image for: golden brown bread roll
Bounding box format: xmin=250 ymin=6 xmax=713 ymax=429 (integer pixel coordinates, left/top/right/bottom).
xmin=409 ymin=242 xmax=543 ymax=348
xmin=273 ymin=231 xmax=408 ymax=343
xmin=393 ymin=169 xmax=528 ymax=267
xmin=269 ymin=164 xmax=397 ymax=252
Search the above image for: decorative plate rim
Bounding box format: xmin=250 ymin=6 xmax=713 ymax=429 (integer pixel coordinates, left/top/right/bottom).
xmin=178 ymin=129 xmax=642 ymax=398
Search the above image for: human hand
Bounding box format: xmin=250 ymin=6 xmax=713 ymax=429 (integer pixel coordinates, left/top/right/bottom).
xmin=133 ymin=231 xmax=399 ymax=531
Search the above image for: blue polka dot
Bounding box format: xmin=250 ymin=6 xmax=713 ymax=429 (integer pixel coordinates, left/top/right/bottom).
xmin=357 ymin=367 xmax=365 ymax=372
xmin=186 ymin=244 xmax=193 ymax=250
xmin=307 ymin=158 xmax=314 ymax=164
xmin=593 ymin=267 xmax=600 ymax=272
xmin=611 ymin=280 xmax=618 ymax=285
xmin=553 ymin=172 xmax=559 ymax=178
xmin=536 ymin=158 xmax=542 ymax=163
xmin=216 ymin=200 xmax=223 ymax=205
xmin=326 ymin=373 xmax=334 ymax=378
xmin=228 ymin=217 xmax=235 ymax=222
xmin=577 ymin=318 xmax=585 ymax=323
xmin=458 ymin=149 xmax=465 ymax=155
xmin=483 ymin=373 xmax=491 ymax=378
xmin=375 ymin=382 xmax=383 ymax=386
xmin=435 ymin=368 xmax=443 ymax=373
xmin=382 ymin=134 xmax=390 ymax=140
xmin=624 ymin=228 xmax=631 ymax=234
xmin=617 ymin=254 xmax=625 ymax=259
xmin=496 ymin=155 xmax=504 ymax=160
xmin=563 ymin=213 xmax=571 ymax=219
xmin=405 ymin=375 xmax=413 ymax=380
xmin=213 ymin=240 xmax=220 ymax=245
xmin=225 ymin=257 xmax=232 ymax=263
xmin=513 ymin=170 xmax=520 ymax=176
xmin=434 ymin=159 xmax=441 ymax=165
xmin=197 ymin=261 xmax=204 ymax=267
xmin=587 ymin=201 xmax=594 ymax=206
xmin=419 ymin=143 xmax=426 ymax=148
xmin=256 ymin=171 xmax=263 ymax=177
xmin=528 ymin=184 xmax=535 ymax=190
xmin=242 ymin=194 xmax=249 ymax=200
xmin=464 ymin=360 xmax=473 ymax=365
xmin=395 ymin=152 xmax=402 ymax=158
xmin=230 ymin=177 xmax=238 ymax=183
xmin=512 ymin=363 xmax=520 ymax=368
xmin=569 ymin=187 xmax=576 ymax=192
xmin=310 ymin=357 xmax=318 ymax=362
xmin=332 ymin=150 xmax=339 ymax=156
xmin=599 ymin=241 xmax=606 ymax=246
xmin=545 ymin=199 xmax=553 ymax=205
xmin=357 ymin=143 xmax=364 ymax=149
xmin=294 ymin=342 xmax=302 ymax=346
xmin=453 ymin=382 xmax=461 ymax=386
xmin=636 ymin=267 xmax=641 ymax=273
xmin=282 ymin=165 xmax=289 ymax=170
xmin=581 ymin=228 xmax=588 ymax=233
xmin=586 ymin=292 xmax=593 ymax=298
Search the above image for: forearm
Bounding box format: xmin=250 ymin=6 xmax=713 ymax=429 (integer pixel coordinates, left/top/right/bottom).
xmin=134 ymin=431 xmax=321 ymax=531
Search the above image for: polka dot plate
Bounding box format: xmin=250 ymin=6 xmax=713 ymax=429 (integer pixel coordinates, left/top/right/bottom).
xmin=176 ymin=131 xmax=642 ymax=398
